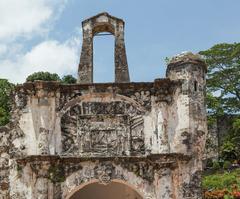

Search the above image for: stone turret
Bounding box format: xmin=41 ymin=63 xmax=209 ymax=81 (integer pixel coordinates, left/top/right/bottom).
xmin=166 ymin=52 xmax=207 ymax=198
xmin=166 ymin=52 xmax=207 ymax=155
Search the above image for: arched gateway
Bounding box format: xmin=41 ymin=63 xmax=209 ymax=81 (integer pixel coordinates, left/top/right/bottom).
xmin=67 ymin=180 xmax=143 ymax=199
xmin=0 ymin=13 xmax=207 ymax=199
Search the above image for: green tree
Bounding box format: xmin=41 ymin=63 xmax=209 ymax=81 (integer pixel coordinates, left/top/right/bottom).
xmin=199 ymin=43 xmax=240 ymax=115
xmin=61 ymin=75 xmax=77 ymax=84
xmin=0 ymin=79 xmax=14 ymax=126
xmin=199 ymin=43 xmax=240 ymax=161
xmin=26 ymin=71 xmax=61 ymax=82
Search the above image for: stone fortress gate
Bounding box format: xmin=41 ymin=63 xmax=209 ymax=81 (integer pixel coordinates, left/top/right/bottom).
xmin=0 ymin=12 xmax=207 ymax=199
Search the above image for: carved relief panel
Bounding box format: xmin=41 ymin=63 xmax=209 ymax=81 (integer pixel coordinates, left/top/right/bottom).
xmin=77 ymin=115 xmax=130 ymax=156
xmin=61 ymin=99 xmax=145 ymax=156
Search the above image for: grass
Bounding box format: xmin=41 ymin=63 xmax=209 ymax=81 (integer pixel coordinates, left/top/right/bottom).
xmin=202 ymin=169 xmax=240 ymax=198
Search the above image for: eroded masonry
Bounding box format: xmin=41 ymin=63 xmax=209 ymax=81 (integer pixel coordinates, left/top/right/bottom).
xmin=0 ymin=12 xmax=207 ymax=199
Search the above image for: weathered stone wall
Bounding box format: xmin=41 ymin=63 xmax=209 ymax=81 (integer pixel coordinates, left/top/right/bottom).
xmin=166 ymin=53 xmax=207 ymax=198
xmin=11 ymin=79 xmax=183 ymax=157
xmin=0 ymin=127 xmax=10 ymax=199
xmin=216 ymin=115 xmax=238 ymax=145
xmin=204 ymin=121 xmax=219 ymax=161
xmin=0 ymin=13 xmax=207 ymax=199
xmin=204 ymin=114 xmax=239 ymax=162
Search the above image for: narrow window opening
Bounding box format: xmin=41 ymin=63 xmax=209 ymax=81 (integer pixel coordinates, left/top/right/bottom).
xmin=93 ymin=33 xmax=114 ymax=83
xmin=194 ymin=81 xmax=198 ymax=92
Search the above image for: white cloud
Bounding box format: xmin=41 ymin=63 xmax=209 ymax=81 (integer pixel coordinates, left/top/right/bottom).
xmin=213 ymin=90 xmax=221 ymax=97
xmin=0 ymin=44 xmax=7 ymax=54
xmin=0 ymin=0 xmax=82 ymax=83
xmin=0 ymin=37 xmax=81 ymax=83
xmin=0 ymin=0 xmax=67 ymax=41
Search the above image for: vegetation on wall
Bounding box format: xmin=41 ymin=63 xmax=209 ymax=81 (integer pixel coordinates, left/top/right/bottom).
xmin=203 ymin=169 xmax=240 ymax=199
xmin=0 ymin=79 xmax=14 ymax=126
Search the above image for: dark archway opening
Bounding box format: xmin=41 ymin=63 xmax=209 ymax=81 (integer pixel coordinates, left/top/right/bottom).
xmin=69 ymin=181 xmax=143 ymax=199
xmin=93 ymin=33 xmax=115 ymax=83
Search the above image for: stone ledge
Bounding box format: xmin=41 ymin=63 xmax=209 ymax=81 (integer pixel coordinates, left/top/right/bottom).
xmin=15 ymin=79 xmax=182 ymax=94
xmin=15 ymin=153 xmax=191 ymax=165
xmin=14 ymin=154 xmax=192 ymax=183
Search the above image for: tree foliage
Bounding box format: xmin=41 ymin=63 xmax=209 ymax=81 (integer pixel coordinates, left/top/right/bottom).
xmin=203 ymin=169 xmax=240 ymax=198
xmin=199 ymin=43 xmax=240 ymax=115
xmin=26 ymin=72 xmax=77 ymax=84
xmin=61 ymin=75 xmax=77 ymax=84
xmin=0 ymin=79 xmax=14 ymax=126
xmin=26 ymin=71 xmax=61 ymax=82
xmin=199 ymin=43 xmax=240 ymax=162
xmin=221 ymin=116 xmax=240 ymax=161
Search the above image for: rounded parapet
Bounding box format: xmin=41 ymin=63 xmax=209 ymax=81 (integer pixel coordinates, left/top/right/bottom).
xmin=166 ymin=52 xmax=207 ymax=78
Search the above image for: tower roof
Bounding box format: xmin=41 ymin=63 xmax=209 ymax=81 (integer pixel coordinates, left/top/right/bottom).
xmin=82 ymin=12 xmax=124 ymax=25
xmin=168 ymin=52 xmax=207 ymax=71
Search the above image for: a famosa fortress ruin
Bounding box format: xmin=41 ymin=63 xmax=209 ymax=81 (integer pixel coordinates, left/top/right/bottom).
xmin=0 ymin=12 xmax=207 ymax=199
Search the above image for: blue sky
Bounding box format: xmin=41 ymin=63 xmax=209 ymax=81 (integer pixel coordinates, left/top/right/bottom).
xmin=0 ymin=0 xmax=240 ymax=83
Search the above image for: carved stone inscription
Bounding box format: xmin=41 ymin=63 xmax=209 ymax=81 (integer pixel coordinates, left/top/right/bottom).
xmin=78 ymin=115 xmax=130 ymax=156
xmin=61 ymin=100 xmax=145 ymax=156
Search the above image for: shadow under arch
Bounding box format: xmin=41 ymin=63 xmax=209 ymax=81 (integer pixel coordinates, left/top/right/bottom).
xmin=93 ymin=23 xmax=115 ymax=36
xmin=66 ymin=179 xmax=144 ymax=199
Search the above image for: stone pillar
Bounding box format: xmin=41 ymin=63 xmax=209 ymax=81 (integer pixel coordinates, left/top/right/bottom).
xmin=78 ymin=26 xmax=93 ymax=84
xmin=18 ymin=81 xmax=60 ymax=156
xmin=155 ymin=169 xmax=174 ymax=199
xmin=35 ymin=178 xmax=49 ymax=199
xmin=114 ymin=21 xmax=130 ymax=83
xmin=157 ymin=104 xmax=170 ymax=153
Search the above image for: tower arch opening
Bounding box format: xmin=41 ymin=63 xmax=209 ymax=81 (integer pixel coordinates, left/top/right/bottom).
xmin=93 ymin=32 xmax=115 ymax=83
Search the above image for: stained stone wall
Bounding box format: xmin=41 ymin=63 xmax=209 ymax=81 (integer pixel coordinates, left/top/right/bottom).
xmin=0 ymin=13 xmax=207 ymax=199
xmin=204 ymin=121 xmax=219 ymax=162
xmin=204 ymin=114 xmax=239 ymax=162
